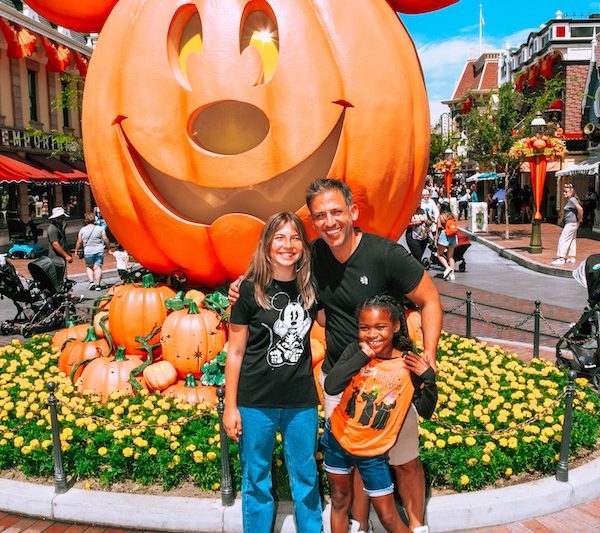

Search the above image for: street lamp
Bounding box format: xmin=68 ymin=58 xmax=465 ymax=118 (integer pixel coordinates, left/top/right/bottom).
xmin=529 ymin=112 xmax=547 ymax=254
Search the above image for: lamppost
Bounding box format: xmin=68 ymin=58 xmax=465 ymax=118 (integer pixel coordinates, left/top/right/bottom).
xmin=444 ymin=148 xmax=454 ymax=198
xmin=528 ymin=112 xmax=547 ymax=254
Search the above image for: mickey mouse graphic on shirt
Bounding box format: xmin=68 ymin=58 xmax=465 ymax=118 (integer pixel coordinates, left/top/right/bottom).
xmin=263 ymin=292 xmax=312 ymax=368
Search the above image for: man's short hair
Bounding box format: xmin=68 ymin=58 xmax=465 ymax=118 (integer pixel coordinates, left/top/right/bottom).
xmin=306 ymin=179 xmax=353 ymax=210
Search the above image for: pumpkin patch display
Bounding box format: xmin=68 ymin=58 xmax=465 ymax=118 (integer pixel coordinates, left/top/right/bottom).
xmin=58 ymin=326 xmax=111 ymax=381
xmin=161 ymin=300 xmax=227 ymax=379
xmin=108 ymin=274 xmax=176 ymax=356
xmin=77 ymin=0 xmax=457 ymax=286
xmin=162 ymin=373 xmax=218 ymax=406
xmin=77 ymin=346 xmax=144 ymax=401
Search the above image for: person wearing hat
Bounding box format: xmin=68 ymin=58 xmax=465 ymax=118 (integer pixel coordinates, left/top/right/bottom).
xmin=47 ymin=207 xmax=72 ymax=273
xmin=419 ymin=188 xmax=439 ymax=224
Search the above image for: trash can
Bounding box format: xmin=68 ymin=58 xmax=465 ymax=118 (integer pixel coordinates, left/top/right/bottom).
xmin=468 ymin=202 xmax=488 ymax=232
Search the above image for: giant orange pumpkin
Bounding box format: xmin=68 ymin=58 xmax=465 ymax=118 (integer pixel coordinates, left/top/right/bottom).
xmin=80 ymin=0 xmax=456 ymax=287
xmin=23 ymin=0 xmax=118 ymax=33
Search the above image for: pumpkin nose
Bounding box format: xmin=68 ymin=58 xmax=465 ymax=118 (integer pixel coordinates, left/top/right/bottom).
xmin=188 ymin=100 xmax=270 ymax=155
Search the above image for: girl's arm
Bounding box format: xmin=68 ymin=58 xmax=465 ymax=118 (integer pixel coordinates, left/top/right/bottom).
xmin=324 ymin=342 xmax=372 ymax=395
xmin=223 ymin=323 xmax=248 ymax=443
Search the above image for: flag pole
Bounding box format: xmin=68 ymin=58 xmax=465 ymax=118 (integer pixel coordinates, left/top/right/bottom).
xmin=479 ymin=4 xmax=483 ymax=54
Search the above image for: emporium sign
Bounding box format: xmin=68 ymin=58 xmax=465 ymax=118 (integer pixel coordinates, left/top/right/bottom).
xmin=0 ymin=127 xmax=69 ymax=153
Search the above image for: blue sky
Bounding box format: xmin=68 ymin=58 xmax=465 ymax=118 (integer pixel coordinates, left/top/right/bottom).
xmin=401 ymin=0 xmax=599 ymax=124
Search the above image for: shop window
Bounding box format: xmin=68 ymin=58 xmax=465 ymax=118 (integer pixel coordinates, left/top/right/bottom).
xmin=27 ymin=185 xmax=55 ymax=220
xmin=571 ymin=26 xmax=594 ymax=38
xmin=27 ymin=69 xmax=38 ymax=123
xmin=555 ymin=26 xmax=566 ymax=38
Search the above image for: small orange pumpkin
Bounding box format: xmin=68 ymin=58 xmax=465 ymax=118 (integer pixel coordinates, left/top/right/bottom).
xmin=76 ymin=346 xmax=144 ymax=402
xmin=162 ymin=374 xmax=218 ymax=406
xmin=143 ymin=360 xmax=178 ymax=392
xmin=58 ymin=326 xmax=111 ymax=381
xmin=161 ymin=301 xmax=227 ymax=379
xmin=184 ymin=289 xmax=206 ymax=308
xmin=532 ymin=138 xmax=547 ymax=150
xmin=52 ymin=321 xmax=89 ymax=351
xmin=108 ymin=274 xmax=176 ymax=356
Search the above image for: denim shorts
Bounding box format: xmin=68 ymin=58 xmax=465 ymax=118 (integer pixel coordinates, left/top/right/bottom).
xmin=438 ymin=231 xmax=457 ymax=248
xmin=321 ymin=422 xmax=394 ymax=497
xmin=84 ymin=252 xmax=104 ymax=266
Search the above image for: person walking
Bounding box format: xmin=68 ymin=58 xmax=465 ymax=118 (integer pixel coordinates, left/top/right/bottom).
xmin=552 ymin=183 xmax=583 ymax=266
xmin=405 ymin=207 xmax=432 ymax=262
xmin=457 ymin=186 xmax=470 ymax=220
xmin=223 ymin=212 xmax=322 ymax=533
xmin=46 ymin=206 xmax=72 ymax=282
xmin=74 ymin=212 xmax=111 ymax=290
xmin=435 ymin=210 xmax=458 ymax=281
xmin=420 ymin=188 xmax=439 ymax=224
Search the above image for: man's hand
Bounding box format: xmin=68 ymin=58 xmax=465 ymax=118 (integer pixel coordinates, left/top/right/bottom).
xmin=66 ymin=254 xmax=73 ymax=264
xmin=223 ymin=406 xmax=242 ymax=443
xmin=228 ymin=275 xmax=243 ymax=305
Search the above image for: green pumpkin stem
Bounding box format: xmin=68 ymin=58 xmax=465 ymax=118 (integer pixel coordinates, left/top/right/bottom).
xmin=187 ymin=300 xmax=199 ymax=314
xmin=83 ymin=326 xmax=99 ymax=343
xmin=185 ymin=373 xmax=198 ymax=388
xmin=141 ymin=273 xmax=155 ymax=288
xmin=115 ymin=346 xmax=127 ymax=361
xmin=66 ymin=320 xmax=76 ymax=328
xmin=99 ymin=314 xmax=114 ymax=354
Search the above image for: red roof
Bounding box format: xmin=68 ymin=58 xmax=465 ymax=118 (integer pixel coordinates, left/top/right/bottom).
xmin=451 ymin=54 xmax=499 ymax=101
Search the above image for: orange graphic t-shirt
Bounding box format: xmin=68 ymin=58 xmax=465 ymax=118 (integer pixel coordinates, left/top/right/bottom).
xmin=329 ymin=356 xmax=414 ymax=457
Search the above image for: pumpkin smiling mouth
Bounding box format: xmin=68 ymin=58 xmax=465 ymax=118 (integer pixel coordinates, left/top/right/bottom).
xmin=113 ymin=103 xmax=349 ymax=225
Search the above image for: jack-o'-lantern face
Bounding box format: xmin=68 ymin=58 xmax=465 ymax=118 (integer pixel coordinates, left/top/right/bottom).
xmin=81 ymin=0 xmax=446 ymax=286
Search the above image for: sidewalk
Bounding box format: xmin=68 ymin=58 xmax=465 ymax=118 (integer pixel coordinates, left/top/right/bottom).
xmin=459 ymin=219 xmax=600 ymax=278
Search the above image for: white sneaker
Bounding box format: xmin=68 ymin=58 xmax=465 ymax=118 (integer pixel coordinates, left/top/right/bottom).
xmin=348 ymin=519 xmax=373 ymax=533
xmin=448 ymin=272 xmax=456 ymax=281
xmin=413 ymin=527 xmax=430 ymax=533
xmin=566 ymin=257 xmax=576 ymax=264
xmin=551 ymin=258 xmax=565 ymax=266
xmin=443 ymin=266 xmax=452 ymax=279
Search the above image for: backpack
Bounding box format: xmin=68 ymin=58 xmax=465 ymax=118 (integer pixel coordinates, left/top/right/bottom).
xmin=445 ymin=216 xmax=458 ymax=236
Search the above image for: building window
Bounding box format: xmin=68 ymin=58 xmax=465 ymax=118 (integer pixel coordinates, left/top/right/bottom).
xmin=27 ymin=69 xmax=38 ymax=123
xmin=555 ymin=26 xmax=566 ymax=38
xmin=571 ymin=26 xmax=594 ymax=38
xmin=61 ymin=79 xmax=71 ymax=128
xmin=542 ymin=33 xmax=549 ymax=46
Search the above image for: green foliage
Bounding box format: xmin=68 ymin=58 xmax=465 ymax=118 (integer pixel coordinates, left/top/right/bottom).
xmin=201 ymin=351 xmax=226 ymax=386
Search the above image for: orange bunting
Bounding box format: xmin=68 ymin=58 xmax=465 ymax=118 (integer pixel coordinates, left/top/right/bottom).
xmin=40 ymin=35 xmax=71 ymax=72
xmin=0 ymin=18 xmax=36 ymax=59
xmin=74 ymin=51 xmax=88 ymax=76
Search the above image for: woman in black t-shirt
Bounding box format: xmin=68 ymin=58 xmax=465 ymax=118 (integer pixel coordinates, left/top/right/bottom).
xmin=224 ymin=212 xmax=322 ymax=533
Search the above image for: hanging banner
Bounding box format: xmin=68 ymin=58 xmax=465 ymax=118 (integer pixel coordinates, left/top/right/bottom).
xmin=0 ymin=18 xmax=36 ymax=59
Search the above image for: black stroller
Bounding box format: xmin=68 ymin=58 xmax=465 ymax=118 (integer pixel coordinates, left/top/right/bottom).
xmin=556 ymin=254 xmax=600 ymax=390
xmin=422 ymin=231 xmax=471 ymax=273
xmin=0 ymin=255 xmax=78 ymax=336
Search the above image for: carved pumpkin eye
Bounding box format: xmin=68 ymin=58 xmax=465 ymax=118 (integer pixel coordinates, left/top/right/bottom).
xmin=240 ymin=2 xmax=279 ymax=85
xmin=168 ymin=4 xmax=203 ymax=91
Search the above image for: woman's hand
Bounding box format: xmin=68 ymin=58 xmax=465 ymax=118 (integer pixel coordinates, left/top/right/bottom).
xmin=228 ymin=275 xmax=243 ymax=306
xmin=223 ymin=405 xmax=242 ymax=443
xmin=403 ymin=352 xmax=431 ymax=376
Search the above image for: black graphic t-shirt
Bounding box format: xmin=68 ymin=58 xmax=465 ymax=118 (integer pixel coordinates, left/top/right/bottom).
xmin=312 ymin=232 xmax=424 ymax=373
xmin=230 ymin=279 xmax=318 ymax=408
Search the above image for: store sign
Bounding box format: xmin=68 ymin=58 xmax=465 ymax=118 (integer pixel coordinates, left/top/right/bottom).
xmin=0 ymin=127 xmax=67 ymax=153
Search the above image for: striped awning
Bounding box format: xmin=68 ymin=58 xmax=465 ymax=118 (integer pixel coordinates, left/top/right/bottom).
xmin=556 ymin=156 xmax=600 ymax=177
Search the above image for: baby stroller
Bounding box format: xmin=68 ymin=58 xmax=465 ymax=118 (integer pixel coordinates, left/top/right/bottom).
xmin=555 ymin=254 xmax=600 ymax=390
xmin=0 ymin=255 xmax=78 ymax=336
xmin=6 ymin=214 xmax=45 ymax=259
xmin=422 ymin=231 xmax=471 ymax=273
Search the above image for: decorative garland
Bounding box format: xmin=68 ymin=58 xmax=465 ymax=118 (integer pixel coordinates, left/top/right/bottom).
xmin=433 ymin=159 xmax=461 ymax=173
xmin=509 ymin=135 xmax=566 ymax=160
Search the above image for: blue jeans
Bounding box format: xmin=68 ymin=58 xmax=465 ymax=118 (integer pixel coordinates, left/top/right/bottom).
xmin=238 ymin=406 xmax=322 ymax=533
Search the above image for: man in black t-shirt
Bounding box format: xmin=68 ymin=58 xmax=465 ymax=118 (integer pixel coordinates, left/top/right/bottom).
xmin=46 ymin=207 xmax=72 ymax=281
xmin=306 ymin=179 xmax=442 ymax=533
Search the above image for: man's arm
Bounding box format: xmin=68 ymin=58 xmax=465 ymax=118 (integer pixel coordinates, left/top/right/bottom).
xmin=405 ymin=274 xmax=442 ymax=372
